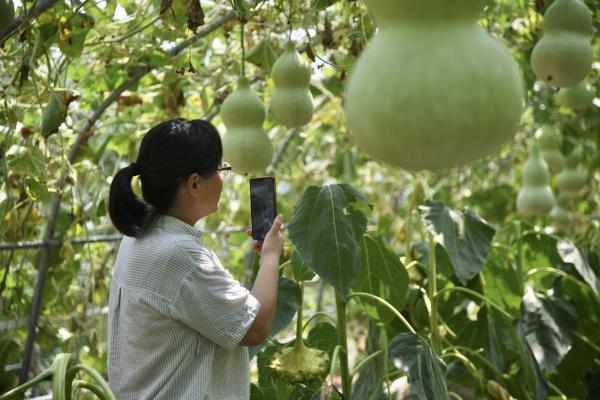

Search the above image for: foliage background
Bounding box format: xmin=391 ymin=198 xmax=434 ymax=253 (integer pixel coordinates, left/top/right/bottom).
xmin=0 ymin=0 xmax=599 ymax=398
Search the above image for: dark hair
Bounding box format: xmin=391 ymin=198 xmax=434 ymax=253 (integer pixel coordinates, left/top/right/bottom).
xmin=108 ymin=118 xmax=222 ymax=237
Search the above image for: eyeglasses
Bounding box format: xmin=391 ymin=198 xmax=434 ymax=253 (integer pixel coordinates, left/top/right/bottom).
xmin=218 ymin=161 xmax=232 ymax=179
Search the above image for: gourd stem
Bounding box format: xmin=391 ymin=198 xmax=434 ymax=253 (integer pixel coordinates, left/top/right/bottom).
xmin=240 ymin=22 xmax=246 ymax=77
xmin=335 ymin=291 xmax=352 ymax=400
xmin=301 ymin=311 xmax=336 ymax=333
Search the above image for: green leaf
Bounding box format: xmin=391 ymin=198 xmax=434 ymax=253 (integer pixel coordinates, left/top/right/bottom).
xmin=557 ymin=240 xmax=600 ymax=296
xmin=513 ymin=322 xmax=548 ymax=400
xmin=519 ymin=287 xmax=577 ymax=372
xmin=41 ymin=91 xmax=67 ymax=138
xmin=288 ymin=184 xmax=370 ymax=298
xmin=245 ymin=39 xmax=278 ymax=73
xmin=24 ymin=177 xmax=49 ymax=201
xmin=353 ymin=320 xmax=386 ymax=400
xmin=291 ymin=249 xmax=315 ymax=281
xmin=6 ymin=146 xmax=47 ymax=175
xmin=419 ymin=200 xmax=496 ymax=284
xmin=249 ymin=277 xmax=299 ymax=358
xmin=58 ymin=13 xmax=95 ymax=58
xmin=306 ymin=322 xmax=337 ymax=361
xmin=481 ymin=247 xmax=521 ymax=315
xmin=520 ymin=231 xmax=562 ymax=288
xmin=354 ymin=234 xmax=408 ymax=323
xmin=388 ymin=332 xmax=448 ymax=399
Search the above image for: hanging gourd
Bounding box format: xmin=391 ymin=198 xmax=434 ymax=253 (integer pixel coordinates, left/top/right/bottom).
xmin=530 ymin=0 xmax=593 ymax=87
xmin=0 ymin=0 xmax=15 ymax=32
xmin=555 ymin=79 xmax=595 ymax=111
xmin=556 ymin=145 xmax=587 ymax=192
xmin=221 ymin=24 xmax=273 ymax=174
xmin=550 ymin=192 xmax=572 ymax=231
xmin=516 ymin=142 xmax=556 ymax=217
xmin=270 ymin=41 xmax=314 ymax=128
xmin=221 ymin=76 xmax=273 ymax=174
xmin=344 ymin=1 xmax=524 ymax=171
xmin=536 ymin=124 xmax=565 ymax=174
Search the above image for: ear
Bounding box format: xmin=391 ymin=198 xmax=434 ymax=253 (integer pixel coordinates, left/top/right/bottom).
xmin=186 ymin=173 xmax=203 ymax=196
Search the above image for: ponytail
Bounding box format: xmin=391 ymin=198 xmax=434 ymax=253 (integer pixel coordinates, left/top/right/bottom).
xmin=108 ymin=163 xmax=150 ymax=237
xmin=107 ymin=118 xmax=223 ymax=238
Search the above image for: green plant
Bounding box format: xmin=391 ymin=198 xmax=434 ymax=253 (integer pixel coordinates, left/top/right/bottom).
xmin=0 ymin=353 xmax=115 ymax=400
xmin=517 ymin=142 xmax=556 ymax=217
xmin=530 ymin=0 xmax=593 ymax=86
xmin=270 ymin=40 xmax=314 ymax=128
xmin=344 ymin=0 xmax=524 ymax=170
xmin=550 ymin=191 xmax=572 ymax=231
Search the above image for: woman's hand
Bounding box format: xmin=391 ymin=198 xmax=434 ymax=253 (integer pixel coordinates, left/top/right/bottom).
xmin=246 ymin=215 xmax=285 ymax=256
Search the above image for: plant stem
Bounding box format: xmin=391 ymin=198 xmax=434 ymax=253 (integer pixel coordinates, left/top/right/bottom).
xmin=295 ymin=281 xmax=305 ymax=351
xmin=350 ymin=350 xmax=383 ymax=377
xmin=428 ymin=233 xmax=440 ymax=355
xmin=0 ymin=369 xmax=53 ymax=400
xmin=434 ymin=286 xmax=513 ymax=320
xmin=348 ymin=292 xmax=416 ymax=334
xmin=301 ymin=311 xmax=336 ymax=333
xmin=334 ymin=291 xmax=352 ymax=400
xmin=514 ymin=221 xmax=524 ymax=295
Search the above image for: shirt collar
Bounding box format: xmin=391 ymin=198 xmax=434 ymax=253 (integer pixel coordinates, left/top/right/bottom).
xmin=154 ymin=214 xmax=203 ymax=239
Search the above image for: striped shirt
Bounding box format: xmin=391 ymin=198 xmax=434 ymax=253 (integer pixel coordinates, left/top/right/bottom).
xmin=108 ymin=214 xmax=261 ymax=399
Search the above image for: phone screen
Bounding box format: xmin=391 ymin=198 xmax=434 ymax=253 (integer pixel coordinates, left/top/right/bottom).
xmin=250 ymin=177 xmax=277 ymax=241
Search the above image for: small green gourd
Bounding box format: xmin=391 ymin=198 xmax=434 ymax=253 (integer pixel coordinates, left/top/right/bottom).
xmin=536 ymin=124 xmax=565 ymax=174
xmin=530 ymin=0 xmax=593 ymax=87
xmin=221 ymin=76 xmax=273 ymax=173
xmin=41 ymin=90 xmax=68 ymax=138
xmin=516 ymin=142 xmax=556 ymax=217
xmin=550 ymin=191 xmax=572 ymax=231
xmin=555 ymin=79 xmax=595 ymax=111
xmin=0 ymin=0 xmax=15 ymax=32
xmin=556 ymin=145 xmax=587 ymax=192
xmin=270 ymin=41 xmax=314 ymax=128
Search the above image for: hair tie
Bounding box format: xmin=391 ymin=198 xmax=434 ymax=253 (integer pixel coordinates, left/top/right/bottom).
xmin=130 ymin=162 xmax=141 ymax=176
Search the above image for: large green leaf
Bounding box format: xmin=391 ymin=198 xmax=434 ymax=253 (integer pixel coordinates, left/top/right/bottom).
xmin=353 ymin=234 xmax=408 ymax=323
xmin=288 ymin=184 xmax=370 ymax=298
xmin=249 ymin=277 xmax=300 ymax=358
xmin=481 ymin=247 xmax=521 ymax=315
xmin=513 ymin=322 xmax=548 ymax=400
xmin=419 ymin=200 xmax=496 ymax=284
xmin=557 ymin=240 xmax=600 ymax=296
xmin=291 ymin=249 xmax=315 ymax=282
xmin=519 ymin=287 xmax=577 ymax=372
xmin=306 ymin=322 xmax=337 ymax=361
xmin=388 ymin=333 xmax=448 ymax=399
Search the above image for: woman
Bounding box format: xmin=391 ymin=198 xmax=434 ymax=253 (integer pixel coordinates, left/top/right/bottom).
xmin=107 ymin=118 xmax=284 ymax=399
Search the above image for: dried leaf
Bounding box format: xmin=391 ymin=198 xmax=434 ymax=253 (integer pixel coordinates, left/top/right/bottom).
xmin=186 ymin=0 xmax=205 ymax=33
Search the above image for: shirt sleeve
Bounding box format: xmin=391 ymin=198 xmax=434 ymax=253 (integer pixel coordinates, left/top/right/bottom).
xmin=169 ymin=241 xmax=261 ymax=350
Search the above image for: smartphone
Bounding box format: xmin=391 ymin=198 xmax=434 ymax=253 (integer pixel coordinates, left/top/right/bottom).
xmin=250 ymin=177 xmax=277 ymax=241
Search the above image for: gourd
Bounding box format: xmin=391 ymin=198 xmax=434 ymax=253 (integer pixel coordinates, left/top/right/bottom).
xmin=344 ymin=0 xmax=524 ymax=171
xmin=41 ymin=90 xmax=68 ymax=138
xmin=536 ymin=124 xmax=565 ymax=174
xmin=270 ymin=41 xmax=314 ymax=128
xmin=530 ymin=0 xmax=593 ymax=87
xmin=221 ymin=76 xmax=273 ymax=173
xmin=555 ymin=79 xmax=595 ymax=111
xmin=556 ymin=145 xmax=587 ymax=192
xmin=0 ymin=0 xmax=15 ymax=32
xmin=516 ymin=142 xmax=555 ymax=217
xmin=551 ymin=192 xmax=572 ymax=231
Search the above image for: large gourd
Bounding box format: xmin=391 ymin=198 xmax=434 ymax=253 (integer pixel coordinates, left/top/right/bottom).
xmin=555 ymin=79 xmax=595 ymax=111
xmin=530 ymin=0 xmax=593 ymax=87
xmin=536 ymin=124 xmax=565 ymax=174
xmin=344 ymin=0 xmax=524 ymax=171
xmin=516 ymin=142 xmax=555 ymax=217
xmin=270 ymin=41 xmax=314 ymax=128
xmin=556 ymin=146 xmax=587 ymax=192
xmin=221 ymin=76 xmax=273 ymax=174
xmin=0 ymin=0 xmax=14 ymax=32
